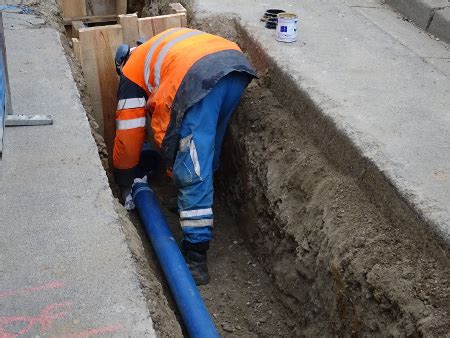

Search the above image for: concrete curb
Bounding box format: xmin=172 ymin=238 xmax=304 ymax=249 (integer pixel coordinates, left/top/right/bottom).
xmin=194 ymin=0 xmax=450 ymax=247
xmin=386 ymin=0 xmax=450 ymax=43
xmin=0 ymin=10 xmax=156 ymax=337
xmin=429 ymin=7 xmax=450 ymax=42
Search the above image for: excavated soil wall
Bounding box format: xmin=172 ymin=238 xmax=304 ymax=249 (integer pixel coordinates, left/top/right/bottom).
xmin=194 ymin=16 xmax=450 ymax=336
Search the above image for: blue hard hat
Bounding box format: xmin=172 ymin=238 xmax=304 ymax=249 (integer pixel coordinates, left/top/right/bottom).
xmin=136 ymin=37 xmax=146 ymax=46
xmin=115 ymin=44 xmax=130 ymax=68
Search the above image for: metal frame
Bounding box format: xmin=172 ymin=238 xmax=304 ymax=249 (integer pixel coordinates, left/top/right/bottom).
xmin=0 ymin=11 xmax=53 ymax=160
xmin=0 ymin=11 xmax=9 ymax=158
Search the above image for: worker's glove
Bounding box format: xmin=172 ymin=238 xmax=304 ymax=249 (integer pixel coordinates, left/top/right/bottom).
xmin=124 ymin=193 xmax=135 ymax=211
xmin=120 ymin=186 xmax=135 ymax=211
xmin=139 ymin=144 xmax=161 ymax=178
xmin=122 ymin=176 xmax=148 ymax=211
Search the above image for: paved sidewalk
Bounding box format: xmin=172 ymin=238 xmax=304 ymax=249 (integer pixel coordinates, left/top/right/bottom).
xmin=386 ymin=0 xmax=450 ymax=43
xmin=0 ymin=8 xmax=156 ymax=337
xmin=195 ymin=0 xmax=450 ymax=246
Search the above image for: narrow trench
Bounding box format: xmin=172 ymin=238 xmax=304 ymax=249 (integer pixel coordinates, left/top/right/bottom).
xmin=55 ymin=1 xmax=450 ymax=336
xmin=110 ymin=58 xmax=303 ymax=336
xmin=56 ymin=3 xmax=303 ymax=337
xmin=108 ymin=67 xmax=302 ymax=335
xmin=125 ymin=168 xmax=301 ymax=336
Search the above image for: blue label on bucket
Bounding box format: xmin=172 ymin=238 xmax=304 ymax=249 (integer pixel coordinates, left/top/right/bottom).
xmin=281 ymin=26 xmax=287 ymax=32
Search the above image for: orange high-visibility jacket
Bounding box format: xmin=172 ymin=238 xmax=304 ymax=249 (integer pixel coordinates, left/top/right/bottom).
xmin=113 ymin=28 xmax=256 ymax=187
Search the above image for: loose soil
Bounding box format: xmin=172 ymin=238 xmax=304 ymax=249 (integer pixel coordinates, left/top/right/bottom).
xmin=219 ymin=76 xmax=450 ymax=336
xmin=130 ymin=175 xmax=301 ymax=336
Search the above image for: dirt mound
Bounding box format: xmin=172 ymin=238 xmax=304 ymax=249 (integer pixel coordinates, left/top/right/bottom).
xmin=218 ymin=74 xmax=450 ymax=336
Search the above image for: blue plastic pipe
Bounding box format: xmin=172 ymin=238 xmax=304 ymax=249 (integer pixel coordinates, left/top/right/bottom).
xmin=132 ymin=181 xmax=220 ymax=338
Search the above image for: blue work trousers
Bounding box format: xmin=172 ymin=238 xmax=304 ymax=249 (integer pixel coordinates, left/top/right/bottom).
xmin=172 ymin=72 xmax=249 ymax=244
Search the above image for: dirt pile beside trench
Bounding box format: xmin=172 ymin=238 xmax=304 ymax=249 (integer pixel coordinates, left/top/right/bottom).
xmin=193 ymin=16 xmax=450 ymax=336
xmin=219 ymin=76 xmax=450 ymax=336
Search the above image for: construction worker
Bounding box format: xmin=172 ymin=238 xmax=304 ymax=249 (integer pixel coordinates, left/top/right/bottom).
xmin=113 ymin=28 xmax=256 ymax=285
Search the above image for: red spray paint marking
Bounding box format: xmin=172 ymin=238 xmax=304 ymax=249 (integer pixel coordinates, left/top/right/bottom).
xmin=0 ymin=282 xmax=124 ymax=337
xmin=0 ymin=281 xmax=65 ymax=299
xmin=0 ymin=301 xmax=73 ymax=338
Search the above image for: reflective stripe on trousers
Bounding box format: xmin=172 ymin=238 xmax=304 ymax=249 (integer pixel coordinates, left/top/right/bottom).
xmin=173 ymin=72 xmax=249 ymax=244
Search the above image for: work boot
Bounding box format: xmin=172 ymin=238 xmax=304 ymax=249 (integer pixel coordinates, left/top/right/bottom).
xmin=182 ymin=241 xmax=210 ymax=286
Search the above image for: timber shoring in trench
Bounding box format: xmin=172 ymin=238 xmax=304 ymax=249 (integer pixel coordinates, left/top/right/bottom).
xmin=68 ymin=1 xmax=187 ymax=166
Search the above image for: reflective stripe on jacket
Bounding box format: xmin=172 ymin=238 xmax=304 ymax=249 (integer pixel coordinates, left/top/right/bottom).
xmin=113 ymin=28 xmax=256 ymax=183
xmin=113 ymin=74 xmax=148 ymax=187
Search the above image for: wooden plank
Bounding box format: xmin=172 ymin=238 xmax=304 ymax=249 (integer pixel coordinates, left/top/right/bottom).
xmin=85 ymin=0 xmax=126 ymax=16
xmin=71 ymin=21 xmax=86 ymax=39
xmin=169 ymin=3 xmax=187 ymax=26
xmin=119 ymin=14 xmax=139 ymax=46
xmin=58 ymin=0 xmax=87 ymax=19
xmin=78 ymin=29 xmax=102 ymax=136
xmin=86 ymin=0 xmax=94 ymax=16
xmin=78 ymin=25 xmax=123 ymax=164
xmin=89 ymin=0 xmax=116 ymax=15
xmin=180 ymin=12 xmax=187 ymax=28
xmin=138 ymin=13 xmax=187 ymax=40
xmin=63 ymin=14 xmax=117 ymax=25
xmin=116 ymin=0 xmax=127 ymax=15
xmin=72 ymin=38 xmax=83 ymax=63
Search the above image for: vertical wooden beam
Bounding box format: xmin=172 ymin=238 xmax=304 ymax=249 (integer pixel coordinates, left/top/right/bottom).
xmin=78 ymin=25 xmax=124 ymax=165
xmin=116 ymin=0 xmax=128 ymax=15
xmin=86 ymin=0 xmax=94 ymax=16
xmin=86 ymin=0 xmax=114 ymax=15
xmin=169 ymin=3 xmax=187 ymax=26
xmin=58 ymin=0 xmax=87 ymax=19
xmin=72 ymin=38 xmax=83 ymax=64
xmin=119 ymin=14 xmax=139 ymax=46
xmin=71 ymin=21 xmax=86 ymax=39
xmin=78 ymin=28 xmax=102 ymax=136
xmin=138 ymin=13 xmax=187 ymax=40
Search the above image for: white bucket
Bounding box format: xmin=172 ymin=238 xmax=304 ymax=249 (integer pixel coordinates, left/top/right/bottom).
xmin=276 ymin=13 xmax=298 ymax=43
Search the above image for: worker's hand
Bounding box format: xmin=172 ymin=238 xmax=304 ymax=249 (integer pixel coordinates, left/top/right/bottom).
xmin=139 ymin=149 xmax=161 ymax=178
